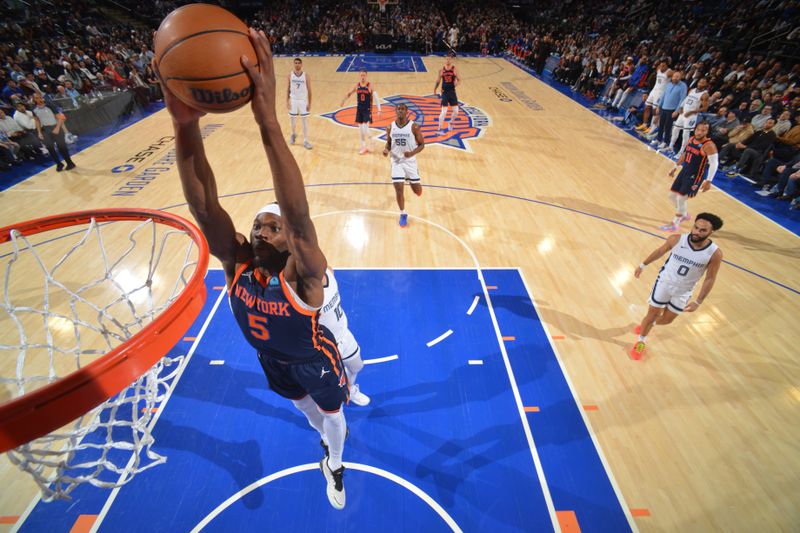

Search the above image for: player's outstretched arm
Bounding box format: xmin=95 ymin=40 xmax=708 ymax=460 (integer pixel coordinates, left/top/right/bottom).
xmin=685 ymin=249 xmax=722 ymax=312
xmin=341 ymin=84 xmax=356 ymax=107
xmin=635 ymin=234 xmax=680 ymax=278
xmin=242 ymin=29 xmax=326 ymax=283
xmin=154 ymin=59 xmax=241 ymax=280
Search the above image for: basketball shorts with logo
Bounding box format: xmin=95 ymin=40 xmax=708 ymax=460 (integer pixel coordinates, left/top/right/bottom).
xmin=391 ymin=157 xmax=420 ymax=183
xmin=256 ymin=349 xmax=348 ymax=412
xmin=441 ymin=89 xmax=458 ymax=107
xmin=355 ymin=106 xmax=372 ymax=124
xmin=645 ymin=90 xmax=665 ymax=106
xmin=648 ymin=277 xmax=692 ymax=313
xmin=674 ymin=113 xmax=698 ymax=131
xmin=289 ymin=98 xmax=309 ymax=116
xmin=671 ymin=167 xmax=704 ymax=198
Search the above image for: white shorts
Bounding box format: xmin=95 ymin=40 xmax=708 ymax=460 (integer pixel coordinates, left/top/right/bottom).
xmin=391 ymin=158 xmax=420 ymax=183
xmin=674 ymin=113 xmax=698 ymax=130
xmin=648 ymin=278 xmax=692 ymax=313
xmin=289 ymin=98 xmax=309 ymax=116
xmin=335 ymin=327 xmax=360 ymax=361
xmin=645 ymin=90 xmax=664 ymax=106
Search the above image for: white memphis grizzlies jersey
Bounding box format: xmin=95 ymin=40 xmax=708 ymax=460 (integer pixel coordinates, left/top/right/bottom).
xmin=290 ymin=71 xmax=308 ymax=101
xmin=682 ymin=88 xmax=707 ymax=115
xmin=652 ymin=70 xmax=668 ymax=93
xmin=658 ymin=234 xmax=718 ymax=290
xmin=390 ymin=120 xmax=418 ymax=162
xmin=320 ymin=268 xmax=347 ymax=340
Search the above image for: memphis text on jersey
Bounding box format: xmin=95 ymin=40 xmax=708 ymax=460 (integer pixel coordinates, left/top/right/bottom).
xmin=670 ymin=252 xmax=708 ymax=269
xmin=232 ymin=283 xmax=291 ymax=317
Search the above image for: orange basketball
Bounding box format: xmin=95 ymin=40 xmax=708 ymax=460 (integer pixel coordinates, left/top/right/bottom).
xmin=154 ymin=4 xmax=258 ymax=113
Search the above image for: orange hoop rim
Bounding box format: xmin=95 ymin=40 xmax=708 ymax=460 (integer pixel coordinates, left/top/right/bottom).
xmin=0 ymin=208 xmax=209 ymax=453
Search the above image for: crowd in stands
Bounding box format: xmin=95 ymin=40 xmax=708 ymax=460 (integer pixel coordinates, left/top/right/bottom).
xmin=508 ymin=0 xmax=800 ymax=210
xmin=2 ymin=0 xmax=799 ymax=210
xmin=0 ymin=0 xmax=160 ymax=172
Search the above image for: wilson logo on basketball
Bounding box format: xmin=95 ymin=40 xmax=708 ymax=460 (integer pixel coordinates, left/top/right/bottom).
xmin=189 ymin=85 xmax=253 ymax=106
xmin=322 ymin=94 xmax=490 ymax=151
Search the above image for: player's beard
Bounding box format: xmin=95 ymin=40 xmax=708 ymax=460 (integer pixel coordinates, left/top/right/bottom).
xmin=689 ymin=233 xmax=705 ymax=243
xmin=252 ymin=243 xmax=289 ymax=272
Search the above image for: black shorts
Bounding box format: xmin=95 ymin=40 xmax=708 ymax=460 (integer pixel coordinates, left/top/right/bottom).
xmin=441 ymin=89 xmax=458 ymax=107
xmin=671 ymin=170 xmax=703 ymax=198
xmin=355 ymin=107 xmax=372 ymax=124
xmin=257 ymin=351 xmax=349 ymax=412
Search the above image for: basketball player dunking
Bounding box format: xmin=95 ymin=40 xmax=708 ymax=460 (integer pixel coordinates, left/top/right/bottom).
xmin=433 ymin=53 xmax=461 ymax=133
xmin=383 ymin=103 xmax=425 ymax=227
xmin=341 ymin=69 xmax=381 ymax=155
xmin=155 ymin=29 xmax=348 ymax=510
xmin=287 ymin=57 xmax=312 ymax=149
xmin=631 ymin=213 xmax=724 ymax=359
xmin=660 ymin=121 xmax=718 ymax=232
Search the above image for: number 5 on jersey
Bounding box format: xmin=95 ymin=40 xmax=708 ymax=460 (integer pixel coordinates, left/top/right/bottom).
xmin=248 ymin=313 xmax=270 ymax=340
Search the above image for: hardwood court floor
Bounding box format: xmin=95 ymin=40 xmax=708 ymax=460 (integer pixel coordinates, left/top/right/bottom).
xmin=1 ymin=56 xmax=797 ymax=532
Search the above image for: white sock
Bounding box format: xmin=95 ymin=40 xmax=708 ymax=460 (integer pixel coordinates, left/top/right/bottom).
xmin=292 ymin=396 xmax=326 ymax=440
xmin=302 ymin=116 xmax=309 ymax=142
xmin=359 ymin=124 xmax=368 ymax=147
xmin=321 ymin=410 xmax=346 ymax=470
xmin=638 ymin=335 xmax=647 ymax=342
xmin=290 ymin=116 xmax=297 ymax=136
xmin=343 ymin=348 xmax=364 ymax=388
xmin=438 ymin=108 xmax=447 ymax=129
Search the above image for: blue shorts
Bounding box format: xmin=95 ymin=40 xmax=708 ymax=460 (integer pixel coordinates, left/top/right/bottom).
xmin=355 ymin=107 xmax=372 ymax=124
xmin=441 ymin=89 xmax=458 ymax=107
xmin=256 ymin=348 xmax=349 ymax=412
xmin=671 ymin=169 xmax=704 ymax=198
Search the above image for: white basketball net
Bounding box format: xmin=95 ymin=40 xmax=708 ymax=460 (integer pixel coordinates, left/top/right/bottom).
xmin=1 ymin=216 xmax=200 ymax=501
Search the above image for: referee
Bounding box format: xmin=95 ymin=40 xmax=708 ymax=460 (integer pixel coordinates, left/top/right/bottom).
xmin=32 ymin=94 xmax=75 ymax=171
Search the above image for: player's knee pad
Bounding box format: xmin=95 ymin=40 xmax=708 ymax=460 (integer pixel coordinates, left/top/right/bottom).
xmin=676 ymin=195 xmax=688 ymax=215
xmin=344 ymin=353 xmax=364 ymax=375
xmin=320 ymin=408 xmax=346 ymax=427
xmin=291 ymin=395 xmax=316 ymax=413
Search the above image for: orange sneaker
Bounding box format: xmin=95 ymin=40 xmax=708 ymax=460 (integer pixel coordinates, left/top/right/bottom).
xmin=630 ymin=341 xmax=646 ymax=360
xmin=358 ymin=147 xmax=368 ymax=155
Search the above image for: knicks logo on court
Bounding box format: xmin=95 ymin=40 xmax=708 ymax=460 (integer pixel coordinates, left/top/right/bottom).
xmin=322 ymin=95 xmax=490 ymax=151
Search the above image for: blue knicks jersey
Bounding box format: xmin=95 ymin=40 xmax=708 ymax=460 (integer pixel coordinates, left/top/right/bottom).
xmin=356 ymin=82 xmax=372 ymax=109
xmin=441 ymin=67 xmax=456 ymax=91
xmin=228 ymin=261 xmax=340 ymax=363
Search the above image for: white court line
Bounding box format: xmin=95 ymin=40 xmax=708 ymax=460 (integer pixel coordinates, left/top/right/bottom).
xmin=310 ymin=208 xmax=560 ymax=532
xmin=89 ymin=287 xmax=229 ymax=533
xmin=209 ymin=360 xmax=225 ymax=365
xmin=466 ymin=295 xmax=480 ymax=315
xmin=363 ymin=354 xmax=399 ymax=365
xmin=346 ymin=55 xmax=357 ymax=72
xmin=468 ymin=360 xmax=483 ymax=365
xmin=189 ymin=462 xmax=462 ymax=533
xmin=426 ymin=329 xmax=453 ymax=347
xmin=412 ymin=57 xmax=418 ymax=73
xmin=517 ymin=268 xmax=639 ymax=532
